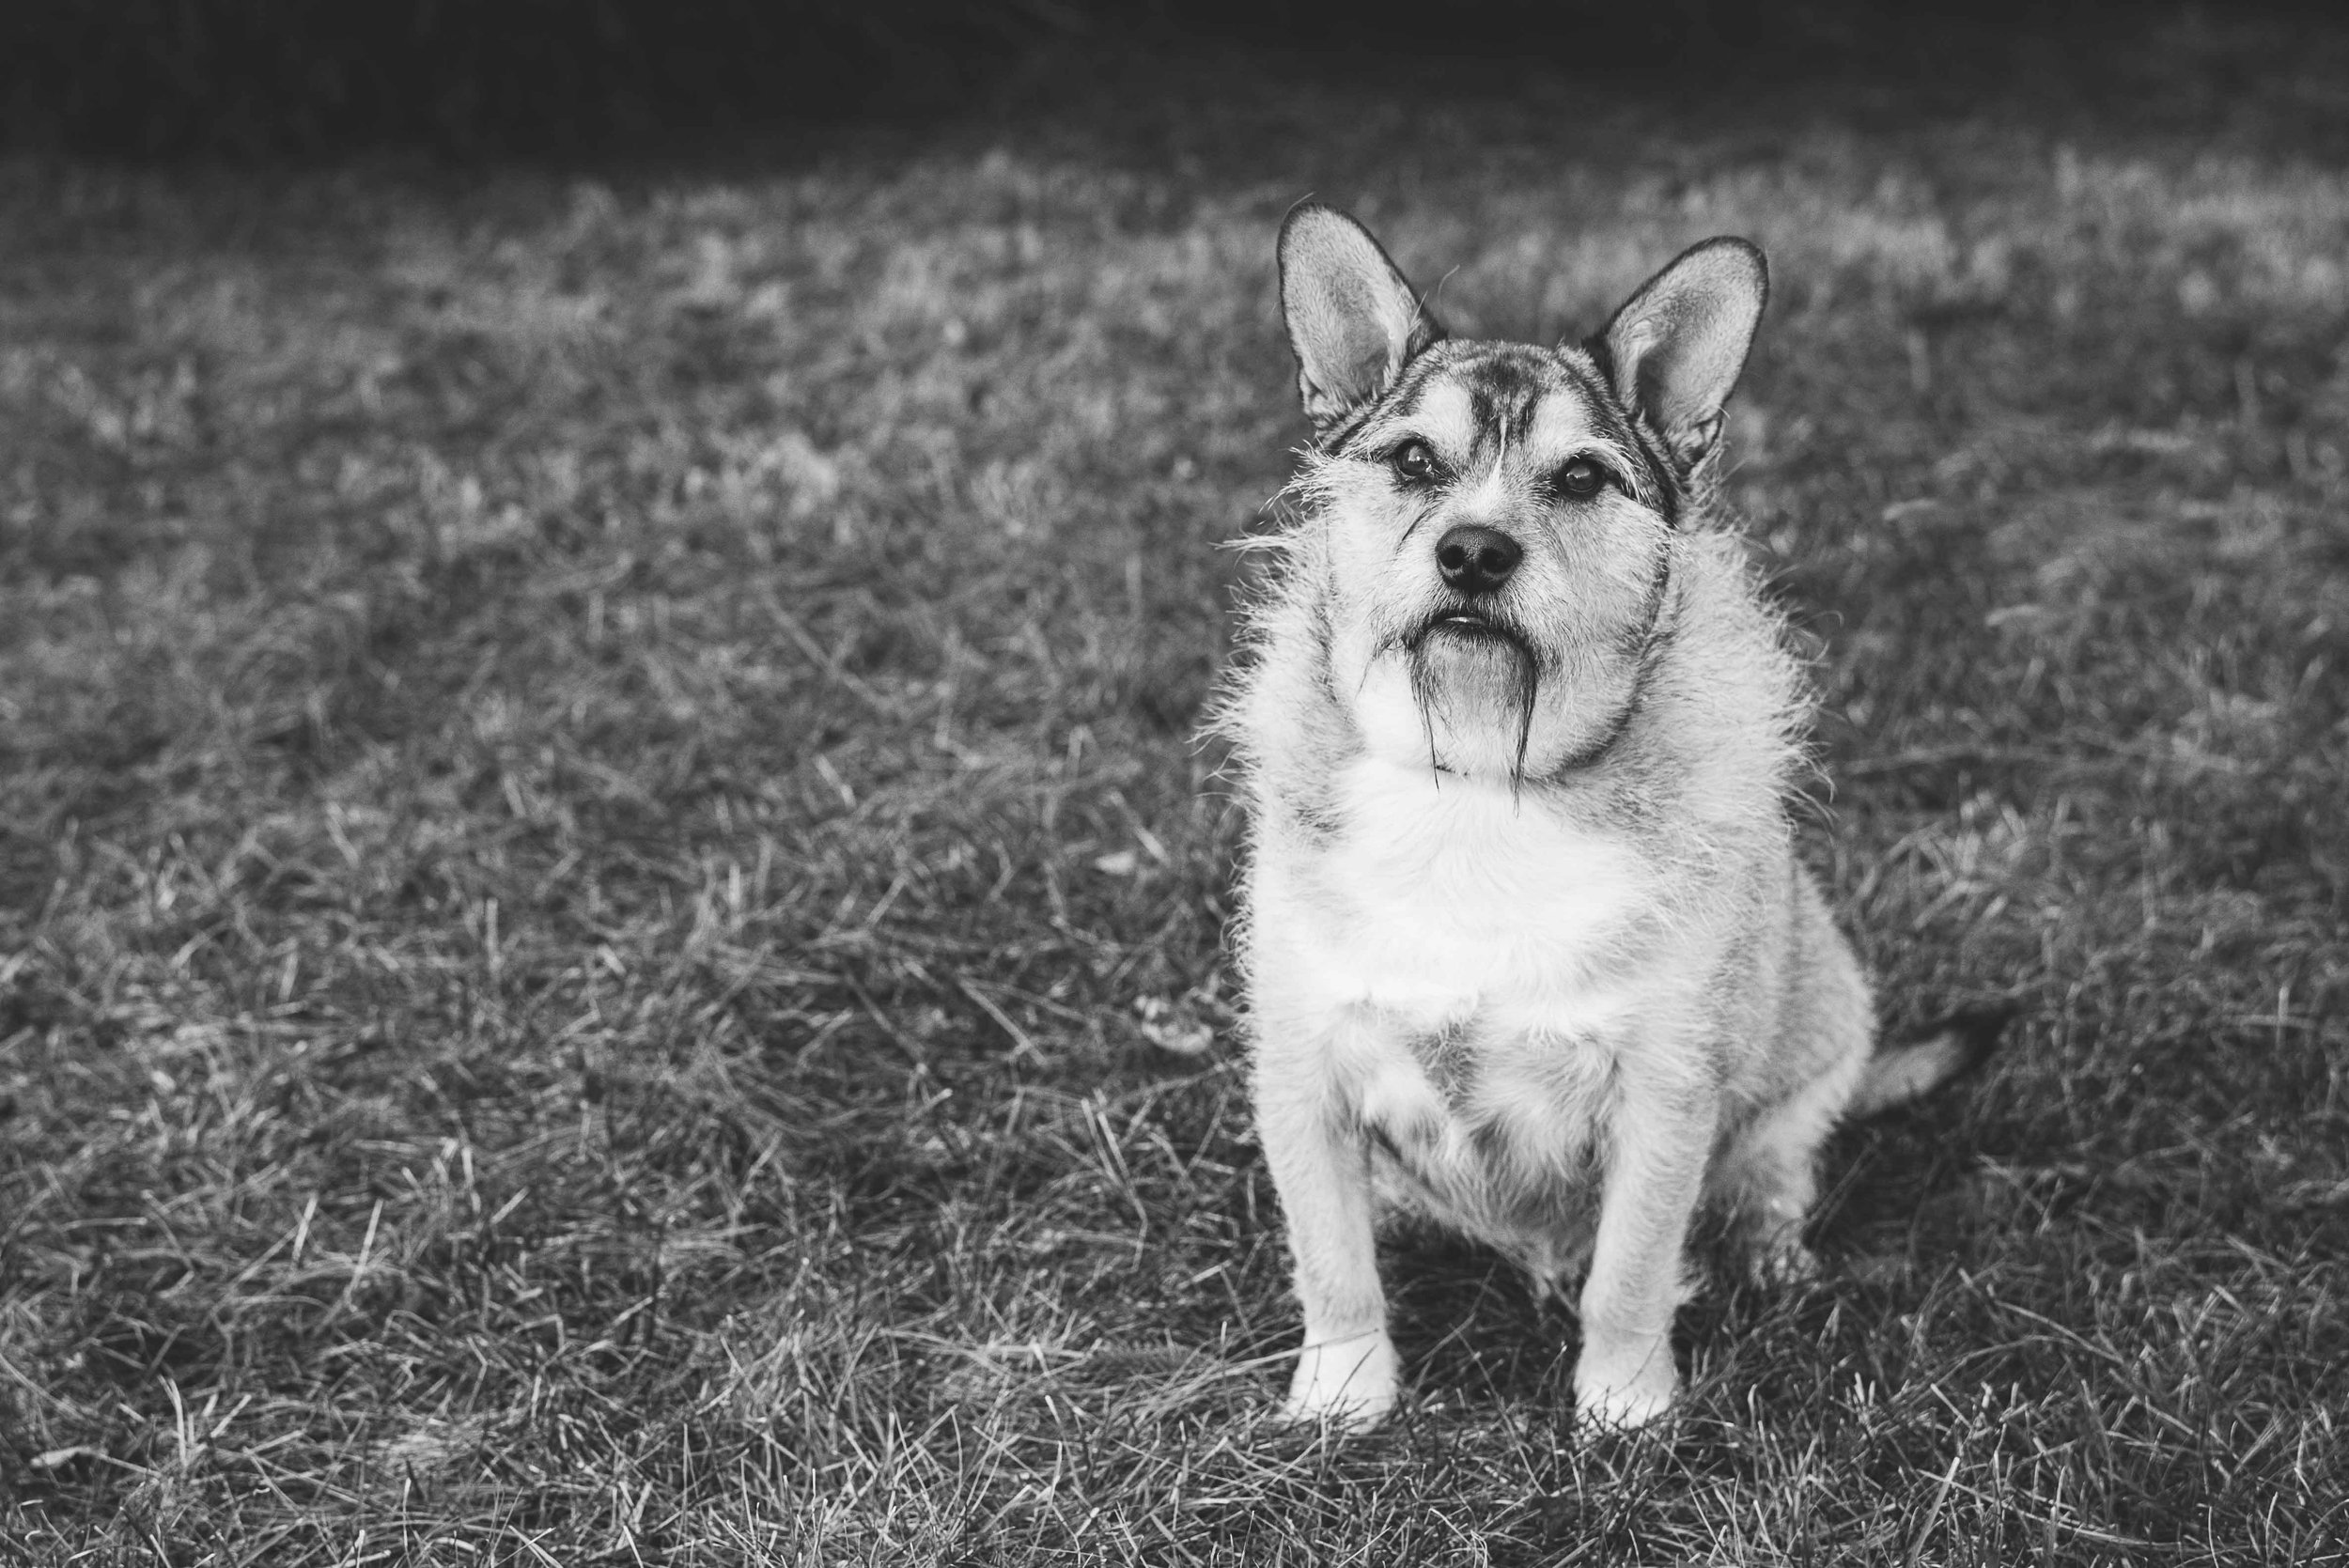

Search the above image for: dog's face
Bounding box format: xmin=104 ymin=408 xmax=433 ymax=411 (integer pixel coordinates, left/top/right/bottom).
xmin=1277 ymin=207 xmax=1767 ymax=784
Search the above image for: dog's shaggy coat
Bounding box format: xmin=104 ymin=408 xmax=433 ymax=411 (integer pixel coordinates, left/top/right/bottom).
xmin=1216 ymin=205 xmax=1997 ymax=1430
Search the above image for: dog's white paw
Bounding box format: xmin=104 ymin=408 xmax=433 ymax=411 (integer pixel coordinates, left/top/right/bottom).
xmin=1744 ymin=1233 xmax=1819 ymax=1289
xmin=1280 ymin=1330 xmax=1400 ymax=1430
xmin=1573 ymin=1344 xmax=1677 ymax=1432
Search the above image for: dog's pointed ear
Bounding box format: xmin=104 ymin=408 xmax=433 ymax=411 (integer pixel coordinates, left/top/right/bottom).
xmin=1598 ymin=238 xmax=1767 ymax=470
xmin=1279 ymin=204 xmax=1443 ymax=436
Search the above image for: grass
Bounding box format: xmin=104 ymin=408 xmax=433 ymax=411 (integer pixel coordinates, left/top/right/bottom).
xmin=4 ymin=24 xmax=2349 ymax=1563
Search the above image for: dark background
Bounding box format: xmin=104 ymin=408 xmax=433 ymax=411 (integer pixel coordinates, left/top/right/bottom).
xmin=7 ymin=0 xmax=2346 ymax=159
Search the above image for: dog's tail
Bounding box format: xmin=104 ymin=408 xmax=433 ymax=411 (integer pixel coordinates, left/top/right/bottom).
xmin=1845 ymin=1003 xmax=2015 ymax=1119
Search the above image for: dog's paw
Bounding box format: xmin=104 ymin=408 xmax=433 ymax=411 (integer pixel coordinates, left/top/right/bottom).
xmin=1280 ymin=1330 xmax=1400 ymax=1431
xmin=1573 ymin=1344 xmax=1677 ymax=1432
xmin=1745 ymin=1234 xmax=1819 ymax=1289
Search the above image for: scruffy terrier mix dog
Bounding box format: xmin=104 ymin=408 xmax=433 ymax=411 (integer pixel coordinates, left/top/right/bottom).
xmin=1218 ymin=205 xmax=1999 ymax=1432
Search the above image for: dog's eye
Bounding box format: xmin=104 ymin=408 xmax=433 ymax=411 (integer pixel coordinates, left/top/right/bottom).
xmin=1390 ymin=441 xmax=1437 ymax=481
xmin=1557 ymin=457 xmax=1610 ymax=499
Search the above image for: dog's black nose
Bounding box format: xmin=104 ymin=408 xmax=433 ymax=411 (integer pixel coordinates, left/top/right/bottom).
xmin=1435 ymin=525 xmax=1522 ymax=596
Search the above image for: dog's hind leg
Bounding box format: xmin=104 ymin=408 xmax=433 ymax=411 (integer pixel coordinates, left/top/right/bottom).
xmin=1705 ymin=1048 xmax=1866 ymax=1284
xmin=1704 ymin=863 xmax=1877 ymax=1283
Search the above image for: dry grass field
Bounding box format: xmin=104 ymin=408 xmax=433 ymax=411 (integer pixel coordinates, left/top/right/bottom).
xmin=5 ymin=26 xmax=2349 ymax=1563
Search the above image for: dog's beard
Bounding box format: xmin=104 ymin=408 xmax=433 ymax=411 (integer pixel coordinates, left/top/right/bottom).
xmin=1397 ymin=611 xmax=1544 ymax=789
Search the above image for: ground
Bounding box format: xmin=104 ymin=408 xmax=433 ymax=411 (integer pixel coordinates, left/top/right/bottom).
xmin=3 ymin=23 xmax=2349 ymax=1565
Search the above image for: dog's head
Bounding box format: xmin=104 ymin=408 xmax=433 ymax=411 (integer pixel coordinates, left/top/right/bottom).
xmin=1276 ymin=205 xmax=1766 ymax=785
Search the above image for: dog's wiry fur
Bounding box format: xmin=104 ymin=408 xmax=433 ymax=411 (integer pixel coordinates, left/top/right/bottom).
xmin=1213 ymin=206 xmax=1998 ymax=1433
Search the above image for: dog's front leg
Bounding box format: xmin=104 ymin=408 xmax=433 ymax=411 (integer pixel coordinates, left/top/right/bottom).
xmin=1257 ymin=1015 xmax=1397 ymax=1429
xmin=1575 ymin=1064 xmax=1717 ymax=1430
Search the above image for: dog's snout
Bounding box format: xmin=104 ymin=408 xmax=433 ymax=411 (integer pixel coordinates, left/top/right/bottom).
xmin=1435 ymin=525 xmax=1522 ymax=597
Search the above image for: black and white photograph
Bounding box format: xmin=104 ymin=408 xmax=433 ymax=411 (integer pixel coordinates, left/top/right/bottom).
xmin=2 ymin=2 xmax=2346 ymax=1560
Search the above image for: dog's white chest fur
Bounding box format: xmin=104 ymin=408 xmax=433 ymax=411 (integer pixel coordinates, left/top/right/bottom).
xmin=1258 ymin=756 xmax=1672 ymax=1266
xmin=1278 ymin=756 xmax=1654 ymax=1032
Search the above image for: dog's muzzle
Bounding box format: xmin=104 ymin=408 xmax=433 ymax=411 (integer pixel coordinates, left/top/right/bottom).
xmin=1405 ymin=603 xmax=1533 ymax=659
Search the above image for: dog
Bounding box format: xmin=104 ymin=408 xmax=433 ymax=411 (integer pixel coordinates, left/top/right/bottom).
xmin=1213 ymin=204 xmax=2002 ymax=1432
